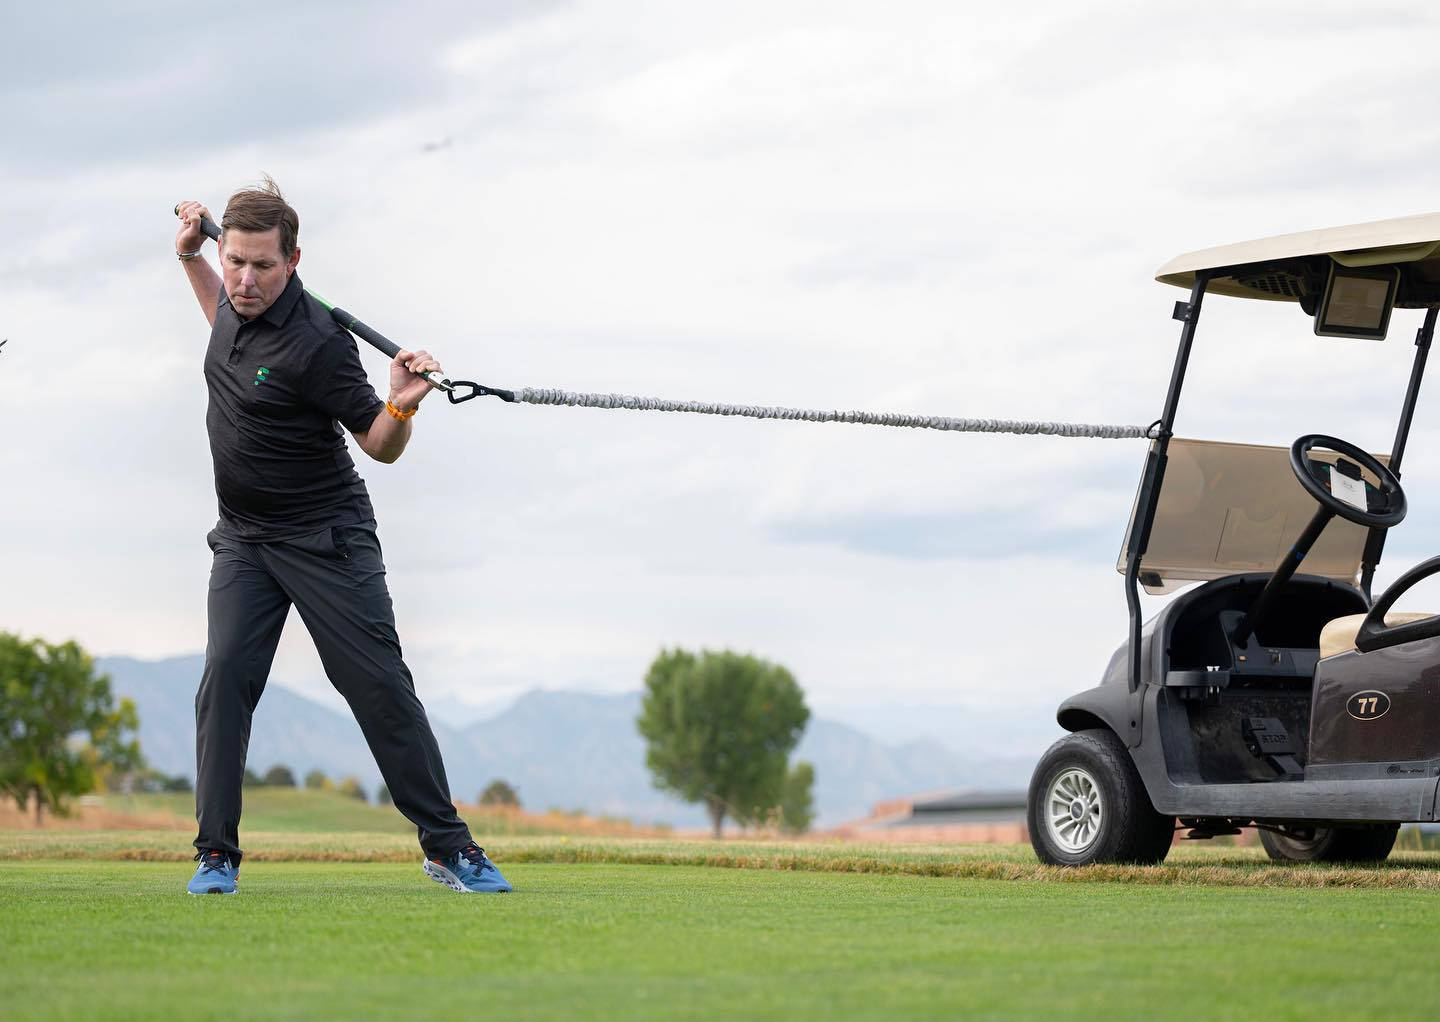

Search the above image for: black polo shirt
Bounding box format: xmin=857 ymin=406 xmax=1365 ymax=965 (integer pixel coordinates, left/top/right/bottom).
xmin=203 ymin=272 xmax=385 ymax=541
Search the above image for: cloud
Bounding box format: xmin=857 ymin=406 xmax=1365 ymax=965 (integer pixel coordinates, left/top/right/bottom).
xmin=0 ymin=0 xmax=566 ymax=172
xmin=6 ymin=0 xmax=1440 ymax=725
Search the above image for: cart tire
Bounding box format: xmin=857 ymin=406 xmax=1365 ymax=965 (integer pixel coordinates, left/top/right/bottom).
xmin=1027 ymin=729 xmax=1175 ymax=866
xmin=1258 ymin=824 xmax=1399 ymax=864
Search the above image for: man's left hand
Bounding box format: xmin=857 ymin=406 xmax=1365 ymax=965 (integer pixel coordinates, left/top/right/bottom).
xmin=389 ymin=348 xmax=442 ymax=410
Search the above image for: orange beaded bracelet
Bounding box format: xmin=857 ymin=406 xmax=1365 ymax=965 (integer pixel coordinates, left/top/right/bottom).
xmin=385 ymin=400 xmax=418 ymax=421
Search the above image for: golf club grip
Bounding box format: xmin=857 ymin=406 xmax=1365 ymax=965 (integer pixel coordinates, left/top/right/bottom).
xmin=172 ymin=204 xmax=223 ymax=242
xmin=330 ymin=310 xmax=451 ymax=391
xmin=330 ymin=306 xmax=401 ymax=360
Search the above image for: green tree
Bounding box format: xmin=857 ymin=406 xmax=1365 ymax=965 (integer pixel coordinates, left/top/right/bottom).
xmin=0 ymin=634 xmax=142 ymax=825
xmin=779 ymin=761 xmax=815 ymax=834
xmin=303 ymin=769 xmax=329 ymax=791
xmin=242 ymin=768 xmax=263 ymax=787
xmin=478 ymin=779 xmax=520 ymax=807
xmin=336 ymin=776 xmax=368 ymax=801
xmin=375 ymin=783 xmax=391 ymax=806
xmin=262 ymin=765 xmax=296 ymax=787
xmin=636 ymin=648 xmax=809 ymax=838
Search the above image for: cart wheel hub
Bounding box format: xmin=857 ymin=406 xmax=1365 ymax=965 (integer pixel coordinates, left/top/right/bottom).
xmin=1044 ymin=767 xmax=1104 ymax=855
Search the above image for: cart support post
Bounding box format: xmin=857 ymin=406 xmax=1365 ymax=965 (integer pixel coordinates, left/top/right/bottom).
xmin=1123 ymin=274 xmax=1212 ymax=703
xmin=1359 ymin=305 xmax=1438 ymax=600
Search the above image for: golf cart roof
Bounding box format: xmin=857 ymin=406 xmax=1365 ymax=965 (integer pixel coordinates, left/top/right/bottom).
xmin=1119 ymin=438 xmax=1388 ymax=595
xmin=1156 ymin=212 xmax=1440 ymax=304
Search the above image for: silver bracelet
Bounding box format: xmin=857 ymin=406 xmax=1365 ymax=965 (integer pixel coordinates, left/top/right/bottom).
xmin=176 ymin=249 xmax=202 ymax=261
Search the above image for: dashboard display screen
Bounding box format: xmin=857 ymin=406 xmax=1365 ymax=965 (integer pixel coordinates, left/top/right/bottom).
xmin=1315 ymin=264 xmax=1398 ymax=340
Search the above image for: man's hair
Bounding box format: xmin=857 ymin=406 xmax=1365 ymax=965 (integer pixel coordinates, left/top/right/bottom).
xmin=222 ymin=174 xmax=299 ymax=258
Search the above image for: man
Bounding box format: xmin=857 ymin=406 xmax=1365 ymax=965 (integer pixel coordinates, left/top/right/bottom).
xmin=173 ymin=178 xmax=509 ymax=895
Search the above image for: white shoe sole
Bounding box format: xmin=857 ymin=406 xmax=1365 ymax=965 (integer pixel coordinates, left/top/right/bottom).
xmin=423 ymin=858 xmax=474 ymax=893
xmin=420 ymin=857 xmax=478 ymax=892
xmin=422 ymin=858 xmax=510 ymax=893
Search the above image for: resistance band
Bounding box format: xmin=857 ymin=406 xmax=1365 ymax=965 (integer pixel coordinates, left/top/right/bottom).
xmin=179 ymin=209 xmax=1156 ymax=440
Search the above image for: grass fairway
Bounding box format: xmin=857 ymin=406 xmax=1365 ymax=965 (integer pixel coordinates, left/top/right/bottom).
xmin=6 ymin=859 xmax=1440 ymax=1022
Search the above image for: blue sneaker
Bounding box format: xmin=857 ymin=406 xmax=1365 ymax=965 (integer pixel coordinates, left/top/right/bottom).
xmin=187 ymin=849 xmax=239 ymax=895
xmin=423 ymin=843 xmax=512 ymax=893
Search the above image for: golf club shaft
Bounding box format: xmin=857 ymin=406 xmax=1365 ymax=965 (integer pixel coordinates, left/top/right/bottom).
xmin=182 ymin=209 xmax=452 ymax=393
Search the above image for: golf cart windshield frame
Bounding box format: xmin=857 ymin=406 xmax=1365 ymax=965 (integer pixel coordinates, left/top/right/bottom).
xmin=1121 ymin=274 xmax=1439 ymax=693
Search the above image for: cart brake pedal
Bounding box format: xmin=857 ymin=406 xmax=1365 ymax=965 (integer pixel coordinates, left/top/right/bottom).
xmin=1241 ymin=716 xmax=1304 ymax=779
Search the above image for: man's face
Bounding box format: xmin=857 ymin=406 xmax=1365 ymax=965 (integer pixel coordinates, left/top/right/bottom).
xmin=220 ymin=227 xmax=300 ymax=319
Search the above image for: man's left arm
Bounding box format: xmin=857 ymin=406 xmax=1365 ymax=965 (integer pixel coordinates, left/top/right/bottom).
xmin=352 ymin=347 xmax=444 ymax=464
xmin=353 ymin=405 xmax=412 ymax=465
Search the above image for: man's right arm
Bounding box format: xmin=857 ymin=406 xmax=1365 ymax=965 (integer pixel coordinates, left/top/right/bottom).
xmin=175 ymin=200 xmax=221 ymax=328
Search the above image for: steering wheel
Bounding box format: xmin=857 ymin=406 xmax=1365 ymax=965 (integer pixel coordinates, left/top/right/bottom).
xmin=1290 ymin=434 xmax=1406 ymax=529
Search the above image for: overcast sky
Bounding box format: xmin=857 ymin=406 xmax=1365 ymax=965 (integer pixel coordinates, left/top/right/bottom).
xmin=5 ymin=1 xmax=1440 ymax=743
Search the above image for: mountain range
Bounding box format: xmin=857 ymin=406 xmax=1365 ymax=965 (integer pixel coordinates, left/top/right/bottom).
xmin=97 ymin=655 xmax=1048 ymax=828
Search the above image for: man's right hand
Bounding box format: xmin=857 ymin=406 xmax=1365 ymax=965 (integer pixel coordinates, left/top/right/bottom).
xmin=174 ymin=200 xmax=214 ymax=255
xmin=175 ymin=200 xmax=223 ymax=327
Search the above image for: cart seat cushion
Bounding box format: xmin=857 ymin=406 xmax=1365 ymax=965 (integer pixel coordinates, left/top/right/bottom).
xmin=1319 ymin=612 xmax=1436 ymax=658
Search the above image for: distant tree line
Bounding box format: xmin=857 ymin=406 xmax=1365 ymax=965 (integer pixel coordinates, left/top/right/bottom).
xmin=240 ymin=765 xmax=375 ymax=802
xmin=120 ymin=768 xmax=193 ymax=794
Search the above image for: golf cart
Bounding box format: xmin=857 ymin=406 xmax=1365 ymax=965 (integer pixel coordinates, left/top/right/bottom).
xmin=1028 ymin=212 xmax=1440 ymax=865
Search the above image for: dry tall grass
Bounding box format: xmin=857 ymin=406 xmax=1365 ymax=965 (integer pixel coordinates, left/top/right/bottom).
xmin=6 ymin=829 xmax=1440 ymax=889
xmin=0 ymin=796 xmax=186 ymax=831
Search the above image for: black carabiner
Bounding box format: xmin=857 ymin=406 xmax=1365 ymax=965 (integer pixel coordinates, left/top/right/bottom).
xmin=447 ymin=379 xmax=517 ymax=404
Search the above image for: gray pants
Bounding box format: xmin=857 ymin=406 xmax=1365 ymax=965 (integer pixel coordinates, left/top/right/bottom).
xmin=194 ymin=520 xmax=472 ymax=863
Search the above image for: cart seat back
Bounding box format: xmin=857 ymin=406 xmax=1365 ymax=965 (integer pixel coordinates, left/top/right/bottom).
xmin=1319 ymin=612 xmax=1435 ymax=658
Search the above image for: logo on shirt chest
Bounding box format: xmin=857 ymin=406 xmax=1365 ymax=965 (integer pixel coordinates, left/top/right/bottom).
xmin=254 ymin=366 xmax=271 ymax=387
